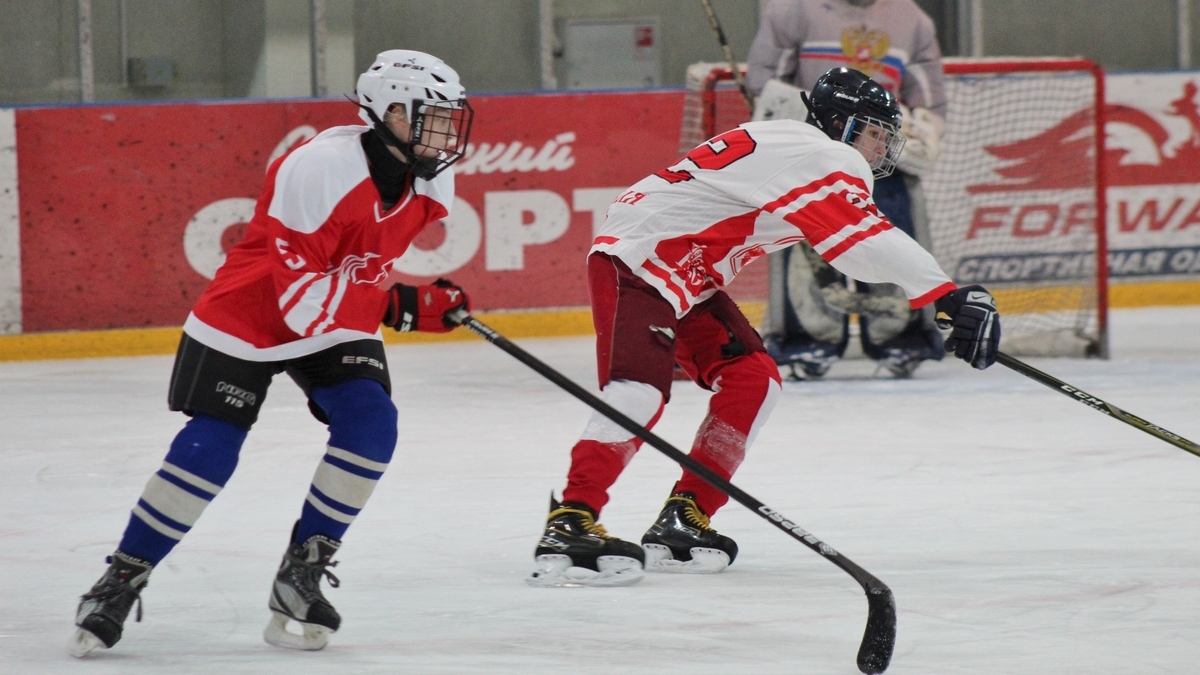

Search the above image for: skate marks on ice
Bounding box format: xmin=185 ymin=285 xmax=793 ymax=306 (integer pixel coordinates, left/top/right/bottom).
xmin=0 ymin=307 xmax=1198 ymax=673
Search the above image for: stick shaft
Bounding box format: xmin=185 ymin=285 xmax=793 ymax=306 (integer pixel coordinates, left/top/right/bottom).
xmin=997 ymin=352 xmax=1200 ymax=457
xmin=698 ymin=0 xmax=754 ymax=112
xmin=455 ymin=313 xmax=895 ymax=673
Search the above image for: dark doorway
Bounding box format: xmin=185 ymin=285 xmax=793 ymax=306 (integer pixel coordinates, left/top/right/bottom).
xmin=913 ymin=0 xmax=962 ymax=56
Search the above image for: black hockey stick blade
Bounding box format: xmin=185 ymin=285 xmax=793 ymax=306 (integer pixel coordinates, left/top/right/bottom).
xmin=450 ymin=311 xmax=896 ymax=673
xmin=997 ymin=352 xmax=1200 ymax=458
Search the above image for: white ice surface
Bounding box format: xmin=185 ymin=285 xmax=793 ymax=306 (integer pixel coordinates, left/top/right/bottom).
xmin=2 ymin=306 xmax=1200 ymax=674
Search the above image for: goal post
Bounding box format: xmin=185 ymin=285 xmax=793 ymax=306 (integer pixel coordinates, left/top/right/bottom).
xmin=679 ymin=58 xmax=1110 ymax=358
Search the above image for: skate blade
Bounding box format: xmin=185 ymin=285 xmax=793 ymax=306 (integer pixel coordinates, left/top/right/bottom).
xmin=263 ymin=611 xmax=332 ymax=651
xmin=67 ymin=628 xmax=106 ymax=658
xmin=643 ymin=543 xmax=730 ymax=574
xmin=527 ymin=554 xmax=644 ymax=588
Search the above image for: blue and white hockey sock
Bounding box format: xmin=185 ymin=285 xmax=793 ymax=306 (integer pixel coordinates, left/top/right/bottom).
xmin=118 ymin=414 xmax=246 ymax=565
xmin=295 ymin=379 xmax=397 ymax=544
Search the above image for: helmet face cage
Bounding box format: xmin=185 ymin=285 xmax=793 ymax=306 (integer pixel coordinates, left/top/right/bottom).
xmin=806 ymin=67 xmax=904 ymax=178
xmin=842 ymin=114 xmax=905 ymax=179
xmin=356 ymin=50 xmax=472 ymax=179
xmin=405 ymin=98 xmax=474 ymax=178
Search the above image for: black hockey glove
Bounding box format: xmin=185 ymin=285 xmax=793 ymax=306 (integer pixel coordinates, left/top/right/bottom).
xmin=382 ymin=279 xmax=469 ymax=333
xmin=934 ymin=285 xmax=1000 ymax=370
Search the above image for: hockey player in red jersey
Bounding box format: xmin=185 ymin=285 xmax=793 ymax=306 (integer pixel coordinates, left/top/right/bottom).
xmin=70 ymin=50 xmax=473 ymax=655
xmin=530 ymin=67 xmax=1000 ymax=587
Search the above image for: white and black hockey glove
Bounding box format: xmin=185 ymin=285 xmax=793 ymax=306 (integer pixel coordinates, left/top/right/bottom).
xmin=934 ymin=285 xmax=1000 ymax=370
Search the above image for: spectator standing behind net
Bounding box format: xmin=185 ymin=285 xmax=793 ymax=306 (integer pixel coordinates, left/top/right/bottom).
xmin=69 ymin=49 xmax=473 ymax=657
xmin=527 ymin=66 xmax=1000 ymax=588
xmin=745 ymin=0 xmax=950 ymax=379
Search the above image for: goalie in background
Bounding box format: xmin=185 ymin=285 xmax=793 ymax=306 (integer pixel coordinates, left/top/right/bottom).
xmin=529 ymin=66 xmax=1000 ymax=588
xmin=745 ymin=0 xmax=948 ymax=378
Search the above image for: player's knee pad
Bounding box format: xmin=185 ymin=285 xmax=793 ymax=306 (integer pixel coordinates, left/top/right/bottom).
xmin=165 ymin=413 xmax=248 ymax=487
xmin=580 ymin=379 xmax=664 ymax=443
xmin=311 ymin=378 xmax=398 ymax=464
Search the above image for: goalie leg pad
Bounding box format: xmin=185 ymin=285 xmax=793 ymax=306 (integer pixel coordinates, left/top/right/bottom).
xmin=762 ymin=244 xmax=849 ymax=375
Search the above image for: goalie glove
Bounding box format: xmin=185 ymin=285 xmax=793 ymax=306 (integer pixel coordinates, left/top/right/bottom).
xmin=752 ymin=79 xmax=809 ymax=122
xmin=934 ymin=285 xmax=1000 ymax=370
xmin=895 ymin=104 xmax=944 ymax=177
xmin=382 ymin=279 xmax=469 ymax=333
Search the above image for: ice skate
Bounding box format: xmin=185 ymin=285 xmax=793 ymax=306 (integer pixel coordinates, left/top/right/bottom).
xmin=69 ymin=550 xmax=153 ymax=657
xmin=766 ymin=339 xmax=840 ymax=381
xmin=263 ymin=531 xmax=342 ymax=650
xmin=529 ymin=496 xmax=644 ymax=587
xmin=876 ymin=347 xmax=925 ymax=379
xmin=641 ymin=492 xmax=738 ymax=574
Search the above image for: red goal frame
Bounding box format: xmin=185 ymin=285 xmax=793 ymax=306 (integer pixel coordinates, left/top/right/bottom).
xmin=685 ymin=58 xmax=1109 ymax=357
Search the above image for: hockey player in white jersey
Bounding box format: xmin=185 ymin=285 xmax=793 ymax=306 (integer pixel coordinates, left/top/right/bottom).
xmin=746 ymin=0 xmax=950 ymax=379
xmin=529 ymin=67 xmax=1001 ymax=587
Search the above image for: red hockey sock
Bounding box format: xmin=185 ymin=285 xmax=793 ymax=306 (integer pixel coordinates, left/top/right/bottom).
xmin=674 ymin=414 xmax=743 ymax=516
xmin=674 ymin=352 xmax=782 ymax=516
xmin=562 ymin=439 xmax=638 ymax=514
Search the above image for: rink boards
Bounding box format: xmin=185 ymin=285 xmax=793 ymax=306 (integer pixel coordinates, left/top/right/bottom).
xmin=2 ymin=72 xmax=1200 ymax=360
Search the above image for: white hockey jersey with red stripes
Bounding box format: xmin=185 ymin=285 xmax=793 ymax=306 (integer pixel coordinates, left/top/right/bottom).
xmin=184 ymin=125 xmax=453 ymax=361
xmin=590 ymin=119 xmax=955 ymax=317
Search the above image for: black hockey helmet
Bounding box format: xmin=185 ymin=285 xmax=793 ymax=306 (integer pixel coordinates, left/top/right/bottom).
xmin=803 ymin=67 xmax=905 ymax=178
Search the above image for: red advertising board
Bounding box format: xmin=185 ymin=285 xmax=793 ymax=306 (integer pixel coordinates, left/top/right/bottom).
xmin=16 ymin=90 xmax=765 ymax=333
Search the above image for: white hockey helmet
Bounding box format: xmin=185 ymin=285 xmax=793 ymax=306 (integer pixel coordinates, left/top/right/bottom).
xmin=355 ymin=50 xmax=473 ymax=179
xmin=356 ymin=49 xmax=465 ymax=124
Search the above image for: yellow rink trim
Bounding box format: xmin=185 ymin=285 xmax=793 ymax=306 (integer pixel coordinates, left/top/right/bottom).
xmin=1110 ymin=280 xmax=1200 ymax=308
xmin=0 ymin=302 xmax=769 ymax=363
xmin=1 ymin=287 xmax=1194 ymax=363
xmin=987 ymin=281 xmax=1200 ymax=314
xmin=0 ymin=308 xmax=592 ymax=362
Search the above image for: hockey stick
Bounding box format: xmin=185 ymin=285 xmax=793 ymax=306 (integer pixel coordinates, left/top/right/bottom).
xmin=697 ymin=0 xmax=755 ymax=112
xmin=450 ymin=310 xmax=896 ymax=674
xmin=997 ymin=352 xmax=1200 ymax=457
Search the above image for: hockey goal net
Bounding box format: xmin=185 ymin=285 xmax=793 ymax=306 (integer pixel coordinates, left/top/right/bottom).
xmin=680 ymin=58 xmax=1109 ymax=358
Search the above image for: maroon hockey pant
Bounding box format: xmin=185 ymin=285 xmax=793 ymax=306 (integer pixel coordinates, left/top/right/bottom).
xmin=562 ymin=254 xmax=782 ymax=517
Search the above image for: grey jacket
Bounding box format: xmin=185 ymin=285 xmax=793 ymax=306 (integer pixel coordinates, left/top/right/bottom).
xmin=745 ymin=0 xmax=947 ymax=116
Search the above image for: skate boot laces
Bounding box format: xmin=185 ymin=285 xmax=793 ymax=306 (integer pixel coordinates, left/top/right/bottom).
xmin=548 ymin=504 xmax=614 ymax=539
xmin=281 ymin=539 xmax=341 ymax=604
xmin=79 ymin=553 xmax=152 ymax=623
xmin=296 ymin=554 xmax=340 ymax=595
xmin=667 ymin=494 xmax=714 ymax=532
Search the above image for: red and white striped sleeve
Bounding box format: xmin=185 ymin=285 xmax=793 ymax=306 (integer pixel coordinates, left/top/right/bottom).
xmin=759 ymin=150 xmax=955 ymax=308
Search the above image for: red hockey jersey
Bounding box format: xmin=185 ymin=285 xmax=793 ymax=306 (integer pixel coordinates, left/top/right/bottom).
xmin=184 ymin=125 xmax=453 ymax=361
xmin=591 ymin=120 xmax=955 ymax=316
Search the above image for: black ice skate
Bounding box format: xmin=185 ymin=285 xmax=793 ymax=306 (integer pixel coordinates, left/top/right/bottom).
xmin=766 ymin=339 xmax=840 ymax=380
xmin=69 ymin=550 xmax=153 ymax=657
xmin=877 ymin=347 xmax=925 ymax=379
xmin=529 ymin=495 xmax=645 ymax=587
xmin=641 ymin=492 xmax=738 ymax=574
xmin=263 ymin=530 xmax=342 ymax=651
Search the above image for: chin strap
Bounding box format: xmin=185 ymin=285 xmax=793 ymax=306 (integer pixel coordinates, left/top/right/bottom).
xmin=353 ymin=101 xmax=441 ymax=180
